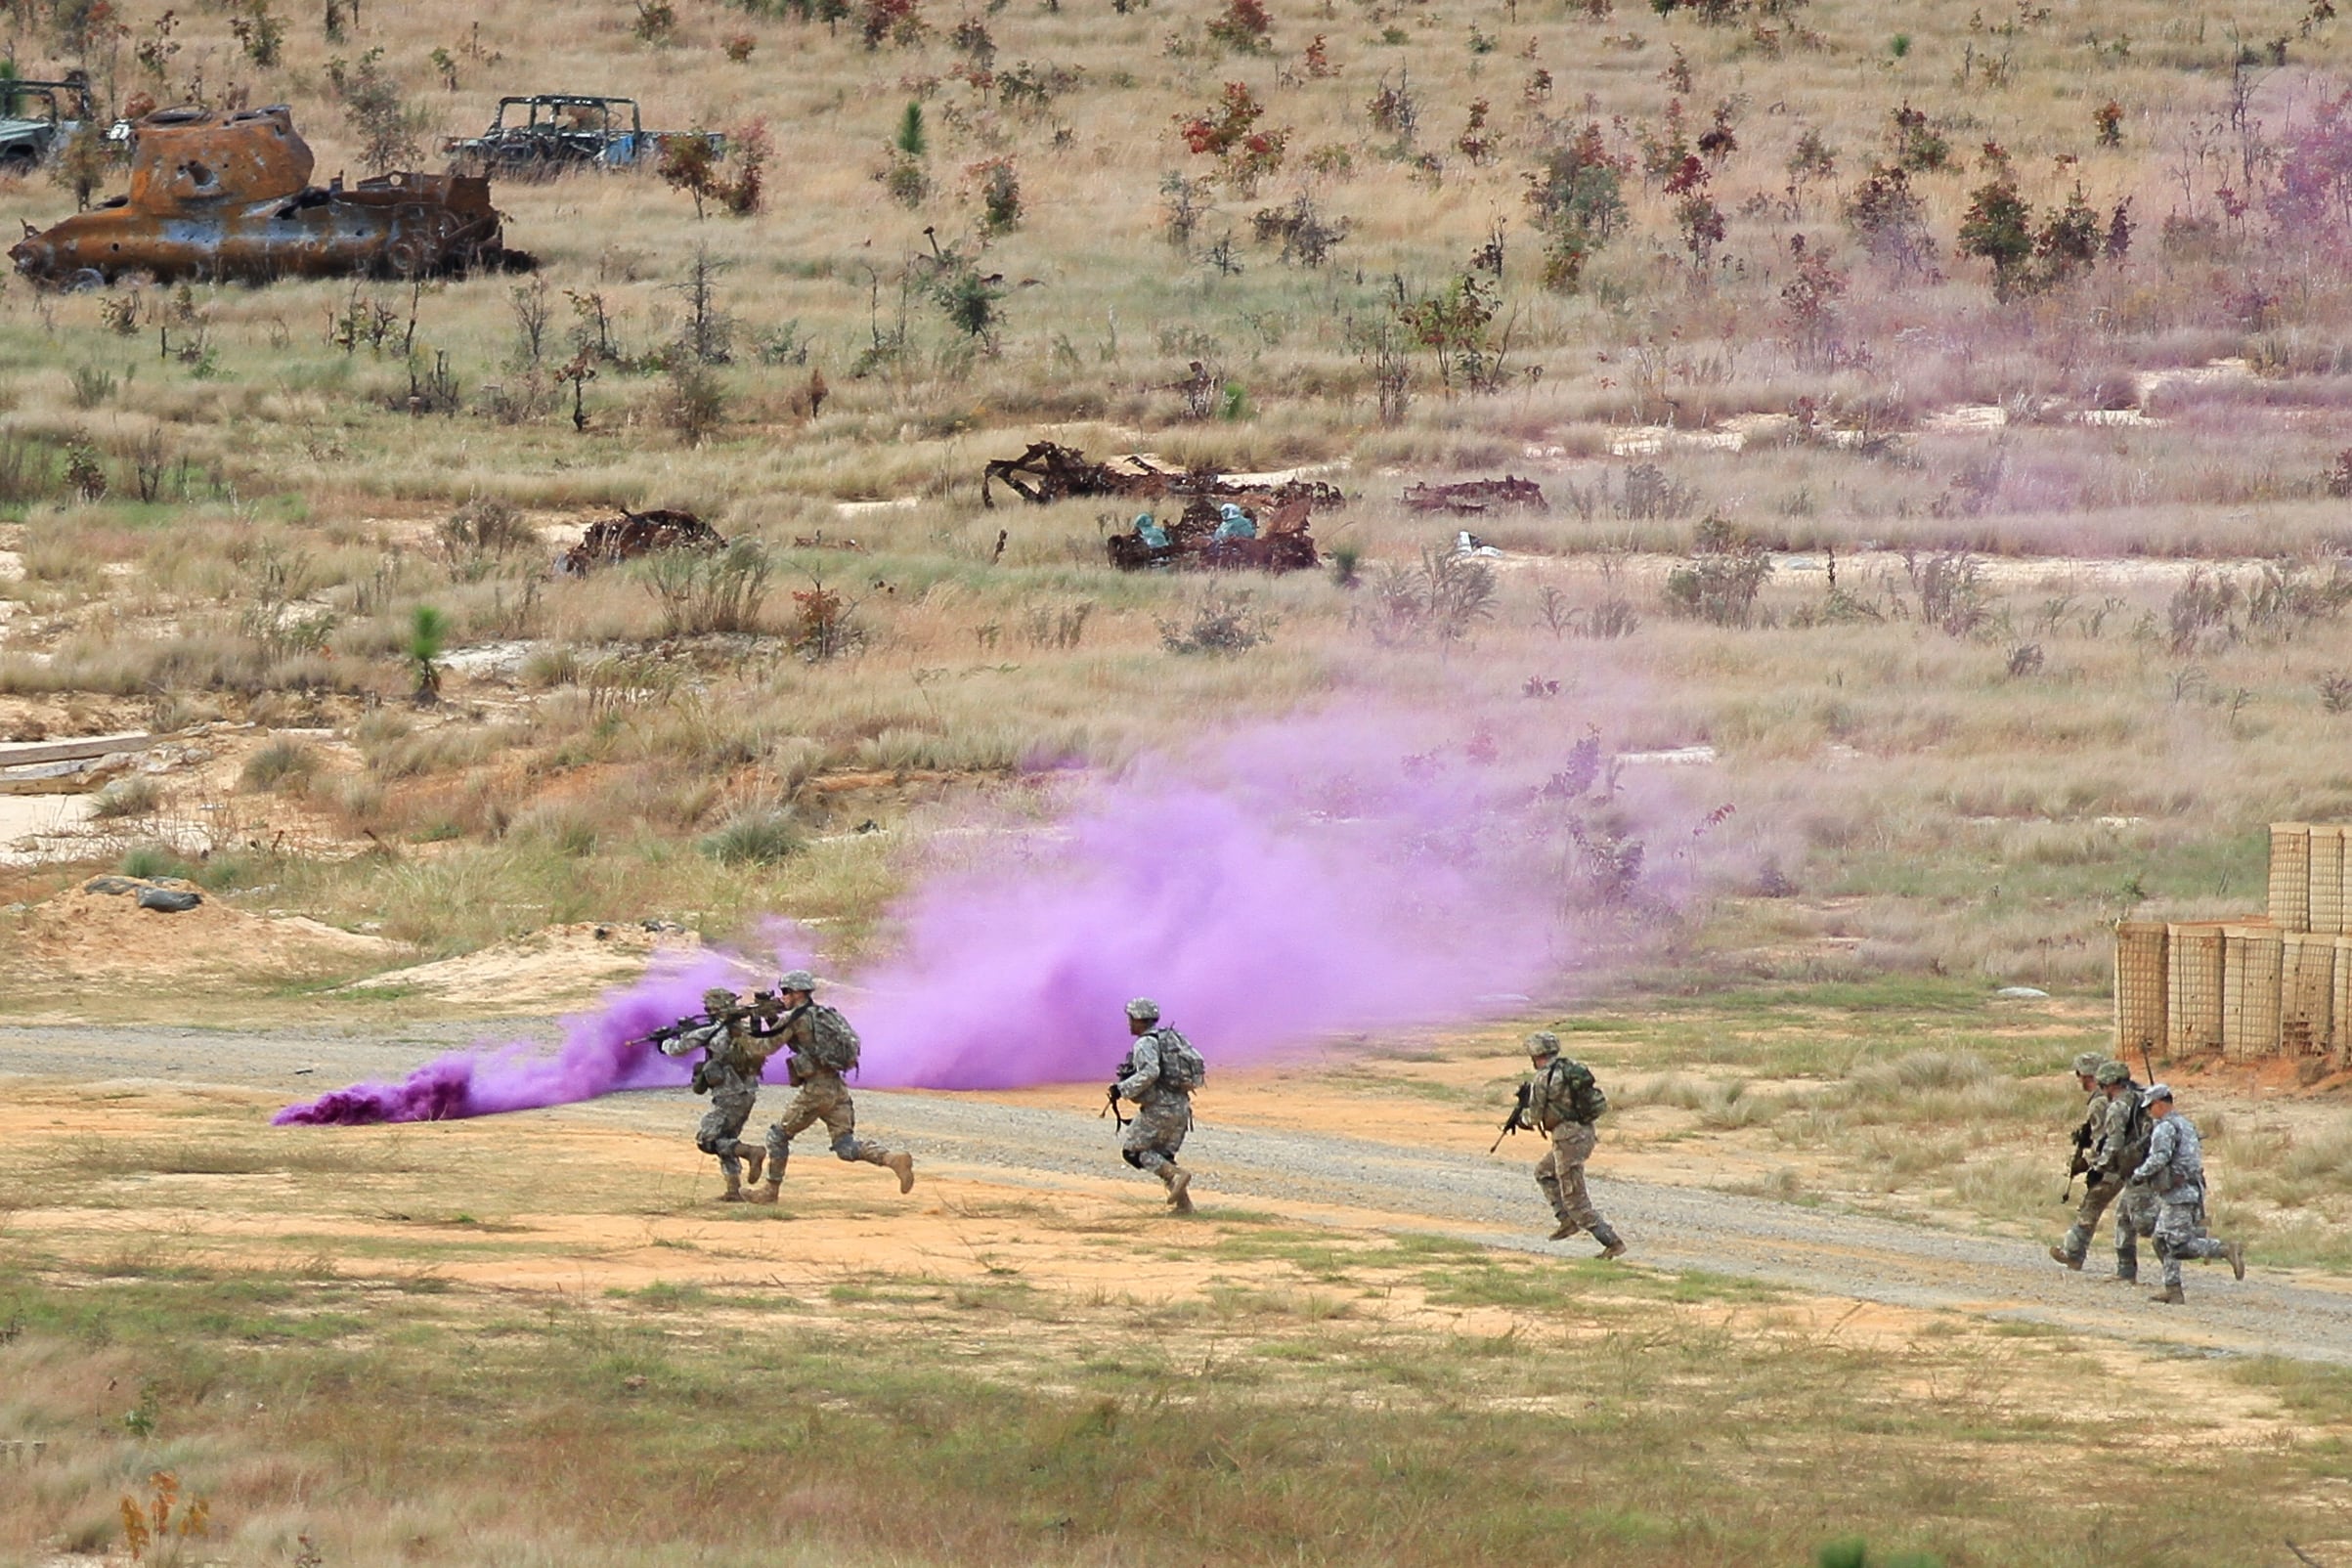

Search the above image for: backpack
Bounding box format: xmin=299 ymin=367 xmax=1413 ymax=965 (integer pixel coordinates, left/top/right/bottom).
xmin=1564 ymin=1060 xmax=1608 ymax=1123
xmin=805 ymin=1005 xmax=861 ymax=1072
xmin=1154 ymin=1027 xmax=1206 ymax=1091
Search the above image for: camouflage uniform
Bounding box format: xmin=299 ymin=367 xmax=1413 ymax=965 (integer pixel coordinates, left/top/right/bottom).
xmin=756 ymin=984 xmax=911 ymax=1200
xmin=2091 ymin=1067 xmax=2156 ymax=1282
xmin=661 ymin=989 xmax=771 ymax=1200
xmin=1114 ymin=1010 xmax=1198 ymax=1211
xmin=2058 ymin=1063 xmax=2146 ymax=1274
xmin=1524 ymin=1032 xmax=1624 ymax=1256
xmin=2050 ymin=1053 xmax=2115 ymax=1269
xmin=2128 ymin=1088 xmax=2243 ymax=1300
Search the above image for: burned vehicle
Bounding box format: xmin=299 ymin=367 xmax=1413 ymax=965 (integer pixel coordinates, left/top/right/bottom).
xmin=1107 ymin=496 xmax=1320 ymax=573
xmin=445 ymin=96 xmax=724 ymax=179
xmin=0 ymin=78 xmax=95 ymax=176
xmin=10 ymin=105 xmax=518 ymax=287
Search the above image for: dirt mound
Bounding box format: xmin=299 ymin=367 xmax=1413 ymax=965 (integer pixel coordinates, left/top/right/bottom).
xmin=340 ymin=920 xmax=703 ymax=1010
xmin=8 ymin=879 xmax=405 ymax=981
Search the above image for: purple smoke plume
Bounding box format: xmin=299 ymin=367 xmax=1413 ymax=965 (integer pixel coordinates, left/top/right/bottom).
xmin=280 ymin=708 xmax=1718 ymax=1125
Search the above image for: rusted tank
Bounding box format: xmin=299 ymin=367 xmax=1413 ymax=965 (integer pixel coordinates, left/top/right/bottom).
xmin=10 ymin=105 xmax=518 ymax=286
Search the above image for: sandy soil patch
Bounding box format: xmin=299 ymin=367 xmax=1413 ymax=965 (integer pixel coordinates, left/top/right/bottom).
xmin=339 ymin=920 xmax=703 ymax=1009
xmin=2 ymin=880 xmax=404 ymax=981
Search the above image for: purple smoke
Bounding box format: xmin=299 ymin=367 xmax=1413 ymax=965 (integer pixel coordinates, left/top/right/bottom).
xmin=280 ymin=708 xmax=1715 ymax=1124
xmin=273 ymin=948 xmax=777 ymax=1125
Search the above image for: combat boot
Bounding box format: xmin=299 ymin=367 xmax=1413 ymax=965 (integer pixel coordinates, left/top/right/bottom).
xmin=2226 ymin=1241 xmax=2246 ymax=1281
xmin=741 ymin=1147 xmax=764 ymax=1185
xmin=2150 ymin=1284 xmax=2186 ymax=1304
xmin=2105 ymin=1268 xmax=2138 ymax=1285
xmin=887 ymin=1152 xmax=915 ymax=1194
xmin=1166 ymin=1168 xmax=1193 ymax=1214
xmin=719 ymin=1169 xmax=746 ymax=1202
xmin=750 ymin=1177 xmax=781 ymax=1205
xmin=1591 ymin=1223 xmax=1627 ymax=1260
xmin=2048 ymin=1245 xmax=2083 ymax=1271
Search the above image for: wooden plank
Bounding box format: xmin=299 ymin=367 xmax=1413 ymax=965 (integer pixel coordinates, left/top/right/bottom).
xmin=0 ymin=732 xmax=158 ymax=768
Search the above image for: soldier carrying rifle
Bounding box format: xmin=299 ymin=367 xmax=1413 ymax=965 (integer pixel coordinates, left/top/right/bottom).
xmin=1106 ymin=997 xmax=1205 ymax=1212
xmin=1497 ymin=1031 xmax=1627 ymax=1258
xmin=650 ymin=985 xmax=786 ymax=1202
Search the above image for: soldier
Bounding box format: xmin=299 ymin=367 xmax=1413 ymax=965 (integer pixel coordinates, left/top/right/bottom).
xmin=2046 ymin=1051 xmax=2112 ymax=1271
xmin=659 ymin=985 xmax=773 ymax=1202
xmin=2050 ymin=1054 xmax=2139 ymax=1273
xmin=1518 ymin=1031 xmax=1626 ymax=1257
xmin=750 ymin=970 xmax=913 ymax=1204
xmin=2092 ymin=1061 xmax=2158 ymax=1285
xmin=2128 ymin=1083 xmax=2245 ymax=1305
xmin=1110 ymin=998 xmax=1204 ymax=1213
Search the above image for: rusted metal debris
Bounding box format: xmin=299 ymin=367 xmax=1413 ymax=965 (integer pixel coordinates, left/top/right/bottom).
xmin=1401 ymin=476 xmax=1549 ymax=515
xmin=1107 ymin=496 xmax=1319 ymax=573
xmin=557 ymin=508 xmax=724 ymax=575
xmin=981 ymin=441 xmax=1345 ymax=514
xmin=10 ymin=105 xmax=522 ymax=287
xmin=445 ymin=96 xmax=727 ymax=181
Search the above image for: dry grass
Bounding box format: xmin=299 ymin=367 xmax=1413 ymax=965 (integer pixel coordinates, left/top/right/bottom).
xmin=1 ymin=1085 xmax=2347 ymax=1568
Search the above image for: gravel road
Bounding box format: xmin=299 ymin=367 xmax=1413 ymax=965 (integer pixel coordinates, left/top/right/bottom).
xmin=8 ymin=1022 xmax=2350 ymax=1366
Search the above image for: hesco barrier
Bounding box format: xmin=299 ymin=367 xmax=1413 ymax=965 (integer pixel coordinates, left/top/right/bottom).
xmin=2313 ymin=826 xmax=2347 ymax=936
xmin=2113 ymin=920 xmax=2168 ymax=1063
xmin=2337 ymin=936 xmax=2352 ymax=1059
xmin=2284 ymin=932 xmax=2336 ymax=1058
xmin=2125 ymin=824 xmax=2352 ymax=1067
xmin=2270 ymin=823 xmax=2311 ymax=931
xmin=2164 ymin=923 xmax=2226 ymax=1057
xmin=2222 ymin=924 xmax=2282 ymax=1062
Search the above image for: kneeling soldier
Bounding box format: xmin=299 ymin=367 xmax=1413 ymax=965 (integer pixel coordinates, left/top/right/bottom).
xmin=1522 ymin=1031 xmax=1626 ymax=1258
xmin=752 ymin=970 xmax=914 ymax=1203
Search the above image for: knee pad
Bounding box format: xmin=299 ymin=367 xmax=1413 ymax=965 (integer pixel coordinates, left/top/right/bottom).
xmin=830 ymin=1133 xmax=859 ymax=1161
xmin=695 ymin=1133 xmax=725 ymax=1156
xmin=1122 ymin=1150 xmax=1144 ymax=1169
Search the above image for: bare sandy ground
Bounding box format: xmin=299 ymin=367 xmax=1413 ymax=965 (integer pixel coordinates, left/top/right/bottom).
xmin=2 ymin=1021 xmax=2343 ymax=1369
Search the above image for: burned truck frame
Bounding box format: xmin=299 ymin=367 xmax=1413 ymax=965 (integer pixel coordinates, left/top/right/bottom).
xmin=10 ymin=105 xmax=518 ymax=287
xmin=445 ymin=96 xmax=725 ymax=180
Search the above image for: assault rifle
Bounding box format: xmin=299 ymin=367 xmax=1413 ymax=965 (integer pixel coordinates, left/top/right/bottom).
xmin=2061 ymin=1116 xmax=2094 ymax=1203
xmin=1101 ymin=1064 xmax=1129 ymax=1130
xmin=1488 ymin=1082 xmax=1532 ymax=1155
xmin=634 ymin=991 xmax=793 ymax=1076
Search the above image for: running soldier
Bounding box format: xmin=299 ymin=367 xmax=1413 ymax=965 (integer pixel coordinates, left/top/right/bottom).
xmin=659 ymin=986 xmax=774 ymax=1202
xmin=2092 ymin=1061 xmax=2157 ymax=1284
xmin=1517 ymin=1031 xmax=1626 ymax=1257
xmin=1110 ymin=998 xmax=1203 ymax=1212
xmin=751 ymin=970 xmax=913 ymax=1203
xmin=2051 ymin=1057 xmax=2145 ymax=1274
xmin=2128 ymin=1084 xmax=2245 ymax=1304
xmin=2048 ymin=1051 xmax=2114 ymax=1271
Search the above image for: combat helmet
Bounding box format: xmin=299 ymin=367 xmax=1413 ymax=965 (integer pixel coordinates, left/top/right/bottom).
xmin=1526 ymin=1030 xmax=1562 ymax=1060
xmin=1126 ymin=997 xmax=1161 ymax=1024
xmin=2071 ymin=1051 xmax=2107 ymax=1078
xmin=703 ymin=986 xmax=737 ymax=1013
xmin=2095 ymin=1060 xmax=2132 ymax=1087
xmin=778 ymin=969 xmax=818 ymax=994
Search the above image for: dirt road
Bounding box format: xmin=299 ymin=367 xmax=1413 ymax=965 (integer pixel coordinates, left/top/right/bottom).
xmin=6 ymin=1021 xmax=2348 ymax=1365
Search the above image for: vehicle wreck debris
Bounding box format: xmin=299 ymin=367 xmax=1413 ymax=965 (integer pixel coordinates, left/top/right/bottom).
xmin=557 ymin=508 xmax=724 ymax=575
xmin=1106 ymin=495 xmax=1320 ymax=573
xmin=445 ymin=96 xmax=727 ymax=181
xmin=1401 ymin=476 xmax=1549 ymax=515
xmin=10 ymin=105 xmax=521 ymax=287
xmin=981 ymin=441 xmax=1345 ymax=511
